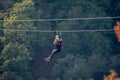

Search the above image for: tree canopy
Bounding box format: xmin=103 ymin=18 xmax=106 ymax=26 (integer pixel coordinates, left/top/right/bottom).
xmin=0 ymin=0 xmax=120 ymax=80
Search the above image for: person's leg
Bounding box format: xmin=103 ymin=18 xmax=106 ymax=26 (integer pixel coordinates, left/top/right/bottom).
xmin=48 ymin=48 xmax=57 ymax=59
xmin=45 ymin=48 xmax=57 ymax=62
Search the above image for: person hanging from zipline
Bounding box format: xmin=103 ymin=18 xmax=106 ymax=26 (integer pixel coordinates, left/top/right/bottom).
xmin=114 ymin=21 xmax=120 ymax=42
xmin=44 ymin=32 xmax=63 ymax=62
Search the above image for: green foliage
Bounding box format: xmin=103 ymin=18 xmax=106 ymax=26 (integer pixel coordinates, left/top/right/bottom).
xmin=0 ymin=0 xmax=120 ymax=80
xmin=1 ymin=43 xmax=32 ymax=80
xmin=0 ymin=0 xmax=37 ymax=80
xmin=0 ymin=0 xmax=13 ymax=10
xmin=55 ymin=0 xmax=113 ymax=56
xmin=0 ymin=71 xmax=23 ymax=80
xmin=46 ymin=0 xmax=119 ymax=80
xmin=51 ymin=53 xmax=120 ymax=80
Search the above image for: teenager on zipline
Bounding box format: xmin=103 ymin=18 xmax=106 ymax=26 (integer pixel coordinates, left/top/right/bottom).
xmin=45 ymin=32 xmax=63 ymax=62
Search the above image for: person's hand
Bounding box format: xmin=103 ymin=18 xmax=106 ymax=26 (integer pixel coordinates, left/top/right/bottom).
xmin=60 ymin=32 xmax=62 ymax=35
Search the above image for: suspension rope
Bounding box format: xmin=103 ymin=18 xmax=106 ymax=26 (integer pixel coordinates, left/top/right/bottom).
xmin=0 ymin=29 xmax=114 ymax=33
xmin=0 ymin=16 xmax=120 ymax=22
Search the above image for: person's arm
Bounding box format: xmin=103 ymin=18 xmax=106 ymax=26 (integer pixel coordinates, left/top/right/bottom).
xmin=53 ymin=39 xmax=57 ymax=45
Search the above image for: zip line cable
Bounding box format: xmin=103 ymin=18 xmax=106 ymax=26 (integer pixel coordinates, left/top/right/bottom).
xmin=0 ymin=29 xmax=114 ymax=33
xmin=0 ymin=16 xmax=118 ymax=33
xmin=0 ymin=16 xmax=120 ymax=22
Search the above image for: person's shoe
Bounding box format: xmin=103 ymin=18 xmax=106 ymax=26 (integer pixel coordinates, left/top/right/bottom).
xmin=44 ymin=57 xmax=50 ymax=62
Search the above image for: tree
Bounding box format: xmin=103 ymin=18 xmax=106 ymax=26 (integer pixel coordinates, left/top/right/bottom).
xmin=1 ymin=43 xmax=32 ymax=80
xmin=50 ymin=0 xmax=114 ymax=80
xmin=0 ymin=0 xmax=37 ymax=79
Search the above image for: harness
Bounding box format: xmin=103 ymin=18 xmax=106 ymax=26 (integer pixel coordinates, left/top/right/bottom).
xmin=56 ymin=40 xmax=62 ymax=49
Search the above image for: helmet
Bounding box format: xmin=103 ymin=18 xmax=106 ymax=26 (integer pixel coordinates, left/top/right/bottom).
xmin=116 ymin=21 xmax=120 ymax=26
xmin=58 ymin=34 xmax=61 ymax=39
xmin=55 ymin=35 xmax=59 ymax=39
xmin=55 ymin=34 xmax=61 ymax=39
xmin=109 ymin=69 xmax=116 ymax=73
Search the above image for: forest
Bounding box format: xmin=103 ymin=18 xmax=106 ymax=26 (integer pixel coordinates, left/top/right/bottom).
xmin=0 ymin=0 xmax=120 ymax=80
